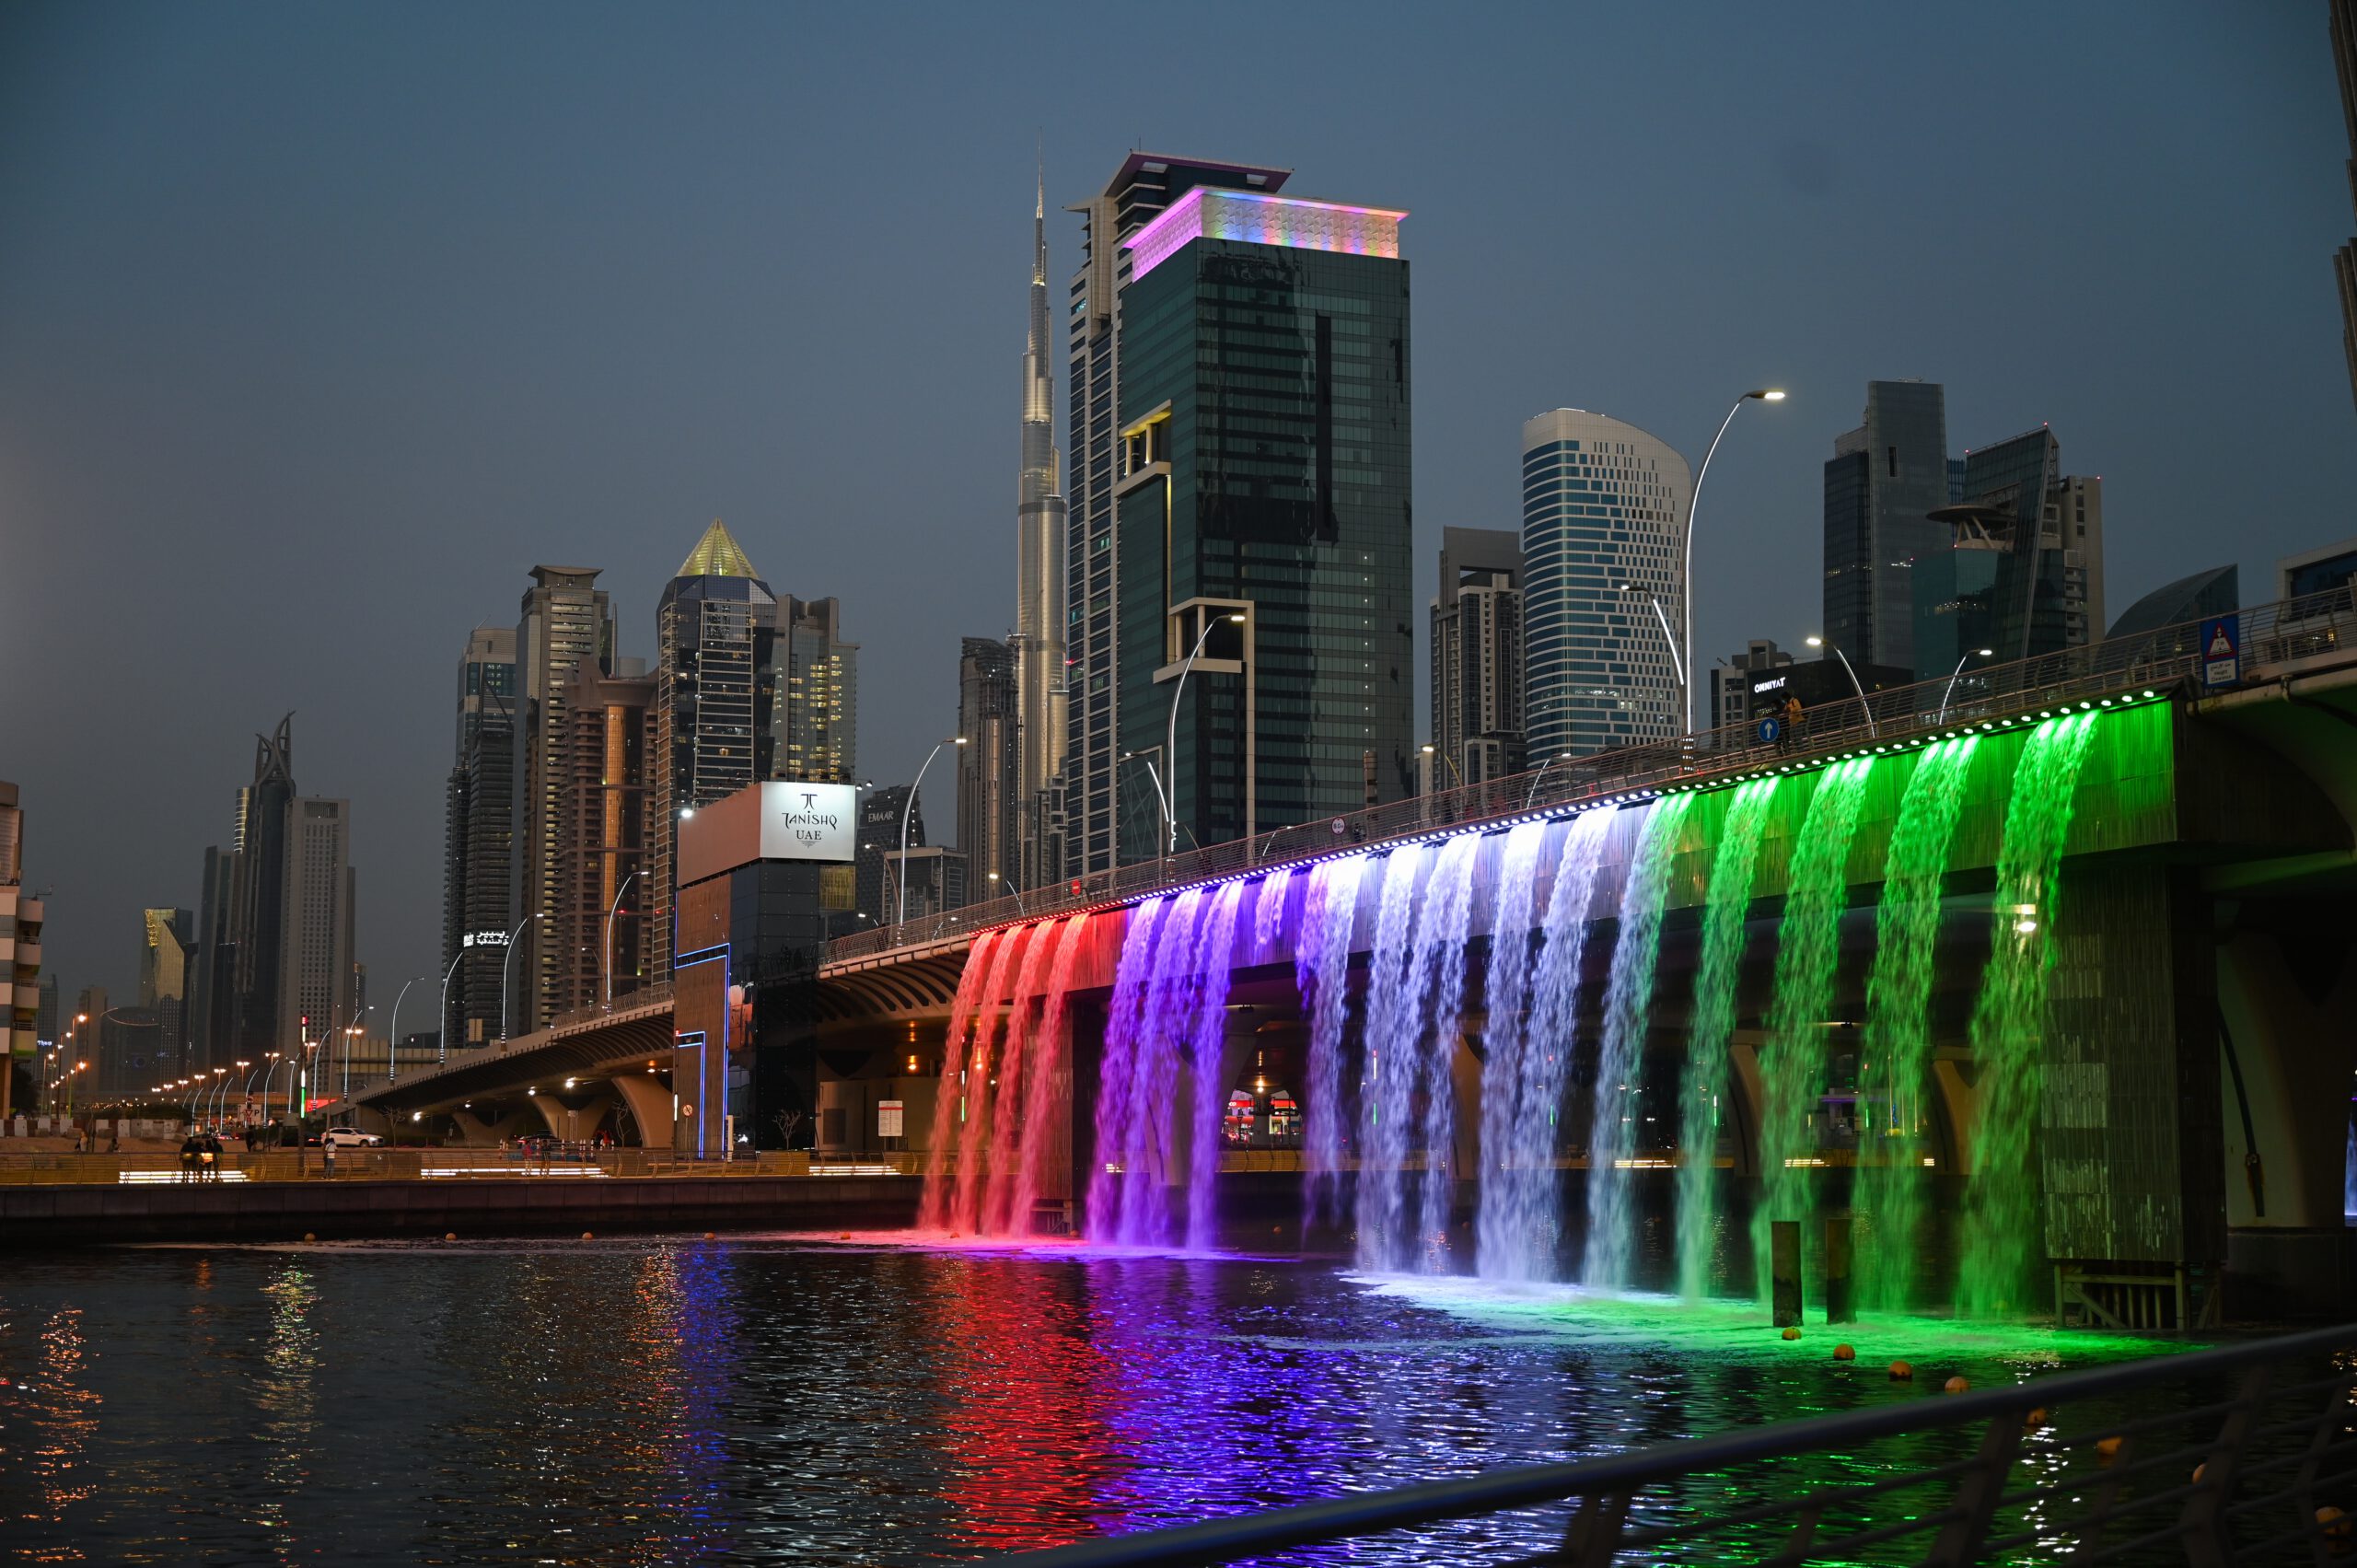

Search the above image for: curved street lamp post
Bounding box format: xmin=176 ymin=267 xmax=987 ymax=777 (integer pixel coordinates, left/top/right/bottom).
xmin=897 ymin=738 xmax=967 ymax=930
xmin=1680 ymin=389 xmax=1784 ymax=732
xmin=1164 ymin=613 xmax=1247 ymax=855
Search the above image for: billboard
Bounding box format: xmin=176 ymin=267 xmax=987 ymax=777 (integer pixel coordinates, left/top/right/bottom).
xmin=678 ymin=780 xmax=859 ymax=886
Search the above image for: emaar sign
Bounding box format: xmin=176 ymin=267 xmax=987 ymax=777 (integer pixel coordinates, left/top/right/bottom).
xmin=677 ymin=780 xmax=858 ymax=885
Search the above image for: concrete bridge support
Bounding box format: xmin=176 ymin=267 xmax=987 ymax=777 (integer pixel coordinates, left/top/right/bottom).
xmin=450 ymin=1107 xmax=538 ymax=1147
xmin=610 ymin=1074 xmax=674 ymax=1148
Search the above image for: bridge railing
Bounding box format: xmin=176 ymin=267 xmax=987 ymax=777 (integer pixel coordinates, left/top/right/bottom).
xmin=985 ymin=1321 xmax=2357 ymax=1566
xmin=830 ymin=585 xmax=2356 ymax=964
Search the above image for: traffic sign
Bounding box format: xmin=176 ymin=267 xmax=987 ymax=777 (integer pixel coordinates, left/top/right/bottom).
xmin=1755 ymin=715 xmax=1782 ymax=744
xmin=2200 ymin=613 xmax=2241 ymax=691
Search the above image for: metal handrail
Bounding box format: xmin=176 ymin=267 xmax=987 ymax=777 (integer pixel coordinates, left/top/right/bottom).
xmin=832 ymin=585 xmax=2355 ymax=965
xmin=986 ymin=1322 xmax=2357 ymax=1566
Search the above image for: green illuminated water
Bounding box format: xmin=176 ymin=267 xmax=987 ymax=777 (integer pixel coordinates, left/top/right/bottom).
xmin=1754 ymin=757 xmax=1875 ymax=1299
xmin=1854 ymin=737 xmax=1980 ymax=1311
xmin=1676 ymin=778 xmax=1781 ymax=1300
xmin=1957 ymin=713 xmax=2100 ymax=1317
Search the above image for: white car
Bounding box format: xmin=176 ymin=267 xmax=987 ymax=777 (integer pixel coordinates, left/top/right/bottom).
xmin=322 ymin=1127 xmax=385 ymax=1150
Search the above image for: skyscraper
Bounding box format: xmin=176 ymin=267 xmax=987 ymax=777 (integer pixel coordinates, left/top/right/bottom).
xmin=1915 ymin=427 xmax=2106 ymax=676
xmin=2334 ymin=0 xmax=2357 ymax=413
xmin=653 ymin=522 xmax=777 ymax=973
xmin=1429 ymin=528 xmax=1525 ymax=789
xmin=1520 ymin=410 xmax=1693 ymax=760
xmin=226 ymin=716 xmax=297 ymax=1062
xmin=139 ymin=907 xmax=192 ymax=1060
xmin=280 ymin=797 xmax=355 ymax=1055
xmin=442 ymin=625 xmax=515 ymax=1051
xmin=775 ymin=596 xmax=857 ymax=784
xmin=957 ymin=636 xmax=1018 ymax=897
xmin=854 ymin=784 xmax=920 ymax=930
xmin=1108 ymin=173 xmax=1415 ymax=855
xmin=189 ymin=846 xmax=231 ymax=1068
xmin=1822 ymin=380 xmax=1951 ymax=673
xmin=0 ymin=783 xmax=37 ymax=1118
xmin=556 ymin=661 xmax=656 ymax=1015
xmin=1012 ymin=168 xmax=1069 ymax=891
xmin=1062 ymin=154 xmax=1294 ymax=877
xmin=512 ymin=567 xmax=614 ymax=1035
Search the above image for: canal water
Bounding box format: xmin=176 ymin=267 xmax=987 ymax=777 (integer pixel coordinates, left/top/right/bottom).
xmin=0 ymin=1231 xmax=2181 ymax=1564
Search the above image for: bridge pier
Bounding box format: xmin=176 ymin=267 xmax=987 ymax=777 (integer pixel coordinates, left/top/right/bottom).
xmin=609 ymin=1073 xmax=674 ymax=1148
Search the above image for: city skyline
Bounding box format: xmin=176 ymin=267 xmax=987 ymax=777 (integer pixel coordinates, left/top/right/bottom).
xmin=6 ymin=3 xmax=2352 ymax=1003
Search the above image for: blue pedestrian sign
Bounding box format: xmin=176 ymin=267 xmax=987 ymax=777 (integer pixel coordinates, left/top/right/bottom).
xmin=2200 ymin=614 xmax=2241 ymax=691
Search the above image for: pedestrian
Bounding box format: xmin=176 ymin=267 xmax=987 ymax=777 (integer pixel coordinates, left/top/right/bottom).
xmin=108 ymin=1125 xmax=121 ymax=1154
xmin=71 ymin=1124 xmax=86 ymax=1154
xmin=202 ymin=1130 xmax=225 ymax=1182
xmin=178 ymin=1129 xmax=203 ymax=1183
xmin=1781 ymin=694 xmax=1804 ymax=753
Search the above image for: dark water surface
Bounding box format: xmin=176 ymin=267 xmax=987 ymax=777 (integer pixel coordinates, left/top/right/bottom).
xmin=0 ymin=1231 xmax=2181 ymax=1565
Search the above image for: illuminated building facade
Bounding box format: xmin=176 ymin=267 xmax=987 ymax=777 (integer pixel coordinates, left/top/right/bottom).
xmin=442 ymin=625 xmax=516 ymax=1051
xmin=512 ymin=567 xmax=614 ymax=1033
xmin=556 ymin=662 xmax=656 ymax=1016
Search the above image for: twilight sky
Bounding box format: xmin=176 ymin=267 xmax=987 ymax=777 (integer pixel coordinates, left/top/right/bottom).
xmin=3 ymin=1 xmax=2351 ymax=1012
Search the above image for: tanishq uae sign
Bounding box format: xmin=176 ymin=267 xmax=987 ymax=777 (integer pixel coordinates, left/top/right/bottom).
xmin=677 ymin=780 xmax=859 ymax=885
xmin=771 ymin=786 xmax=853 ymax=859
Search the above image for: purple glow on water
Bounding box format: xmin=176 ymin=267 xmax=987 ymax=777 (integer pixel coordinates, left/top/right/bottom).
xmin=1296 ymin=854 xmax=1367 ymax=1229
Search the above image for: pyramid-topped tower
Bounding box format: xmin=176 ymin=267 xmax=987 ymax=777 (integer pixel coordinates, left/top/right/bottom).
xmin=677 ymin=518 xmax=763 ymax=582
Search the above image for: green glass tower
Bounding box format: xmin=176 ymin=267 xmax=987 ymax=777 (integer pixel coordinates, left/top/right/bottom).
xmin=1110 ymin=187 xmax=1413 ymax=859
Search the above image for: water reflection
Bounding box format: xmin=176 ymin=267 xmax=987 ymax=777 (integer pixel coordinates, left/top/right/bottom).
xmin=0 ymin=1237 xmax=2179 ymax=1564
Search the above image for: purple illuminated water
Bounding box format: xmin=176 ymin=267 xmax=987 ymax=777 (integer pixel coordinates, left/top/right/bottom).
xmin=1354 ymin=842 xmax=1431 ymax=1270
xmin=1297 ymin=854 xmax=1367 ymax=1228
xmin=1182 ymin=882 xmax=1248 ymax=1249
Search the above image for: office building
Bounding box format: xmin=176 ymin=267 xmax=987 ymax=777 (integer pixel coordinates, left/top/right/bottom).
xmin=555 ymin=662 xmax=656 ymax=1016
xmin=855 ymin=785 xmax=920 ymax=931
xmin=1916 ymin=428 xmax=2105 ymax=676
xmin=2279 ymin=536 xmax=2357 ymax=599
xmin=1823 ymin=380 xmax=1953 ymax=674
xmin=1521 ymin=409 xmax=1693 ymax=760
xmin=223 ymin=715 xmax=298 ymax=1063
xmin=884 ymin=845 xmax=967 ymax=922
xmin=1711 ymin=640 xmax=1796 ymax=734
xmin=776 ymin=596 xmax=857 ymax=785
xmin=442 ymin=626 xmax=517 ymax=1051
xmin=512 ymin=567 xmax=615 ymax=1035
xmin=1429 ymin=528 xmax=1525 ymax=790
xmin=0 ymin=782 xmax=39 ymax=1118
xmin=958 ymin=636 xmax=1018 ymax=897
xmin=1063 ymin=153 xmax=1294 ymax=877
xmin=280 ymin=796 xmax=356 ymax=1057
xmin=1110 ymin=172 xmax=1415 ymax=855
xmin=139 ymin=907 xmax=192 ymax=1061
xmin=1012 ymin=169 xmax=1071 ymax=891
xmin=653 ymin=523 xmax=778 ymax=974
xmin=2336 ymin=0 xmax=2357 ymax=413
xmin=189 ymin=847 xmax=232 ymax=1068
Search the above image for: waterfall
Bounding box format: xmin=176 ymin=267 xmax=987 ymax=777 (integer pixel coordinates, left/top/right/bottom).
xmin=1298 ymin=854 xmax=1368 ymax=1229
xmin=1183 ymin=882 xmax=1248 ymax=1250
xmin=1411 ymin=833 xmax=1483 ymax=1265
xmin=1111 ymin=887 xmax=1209 ymax=1246
xmin=1854 ymin=738 xmax=1980 ymax=1310
xmin=947 ymin=924 xmax=1035 ymax=1235
xmin=958 ymin=923 xmax=1051 ymax=1235
xmin=920 ymin=927 xmax=1003 ymax=1230
xmin=1675 ymin=779 xmax=1782 ymax=1300
xmin=1471 ymin=820 xmax=1550 ymax=1274
xmin=1009 ymin=914 xmax=1091 ymax=1234
xmin=1355 ymin=842 xmax=1432 ymax=1271
xmin=1584 ymin=795 xmax=1694 ymax=1288
xmin=1086 ymin=897 xmax=1174 ymax=1234
xmin=1956 ymin=713 xmax=2098 ymax=1316
xmin=1479 ymin=807 xmax=1616 ymax=1283
xmin=1753 ymin=757 xmax=1876 ymax=1298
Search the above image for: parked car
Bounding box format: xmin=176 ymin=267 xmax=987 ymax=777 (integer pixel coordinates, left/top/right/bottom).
xmin=321 ymin=1127 xmax=384 ymax=1150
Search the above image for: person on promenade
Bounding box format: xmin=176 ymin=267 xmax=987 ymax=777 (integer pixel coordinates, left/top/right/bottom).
xmin=178 ymin=1130 xmax=203 ymax=1183
xmin=202 ymin=1130 xmax=224 ymax=1181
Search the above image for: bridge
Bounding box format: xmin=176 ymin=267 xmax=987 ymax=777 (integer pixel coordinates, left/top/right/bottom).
xmin=343 ymin=587 xmax=2357 ymax=1312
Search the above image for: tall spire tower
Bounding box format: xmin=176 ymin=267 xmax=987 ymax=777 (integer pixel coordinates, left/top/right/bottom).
xmin=1011 ymin=157 xmax=1068 ymax=888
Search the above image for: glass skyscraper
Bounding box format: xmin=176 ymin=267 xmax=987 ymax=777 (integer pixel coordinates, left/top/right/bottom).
xmin=1110 ymin=185 xmax=1414 ymax=856
xmin=1520 ymin=409 xmax=1692 ymax=761
xmin=1821 ymin=380 xmax=1951 ymax=673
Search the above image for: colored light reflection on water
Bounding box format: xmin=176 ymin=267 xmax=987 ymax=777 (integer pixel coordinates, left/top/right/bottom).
xmin=0 ymin=1235 xmax=2192 ymax=1564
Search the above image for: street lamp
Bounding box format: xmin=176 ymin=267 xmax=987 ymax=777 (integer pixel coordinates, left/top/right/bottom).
xmin=1805 ymin=634 xmax=1879 ymax=738
xmin=986 ymin=869 xmax=1028 ymax=915
xmin=1120 ymin=749 xmax=1170 ymax=857
xmin=1616 ymin=583 xmax=1687 ymax=733
xmin=1419 ymin=742 xmax=1465 ymax=791
xmin=1679 ymin=389 xmax=1785 ymax=732
xmin=385 ymin=975 xmax=422 ymax=1086
xmin=1937 ymin=647 xmax=1997 ymax=726
xmin=1164 ymin=611 xmax=1248 ymax=854
xmin=435 ymin=948 xmax=465 ymax=1064
xmin=500 ymin=912 xmax=543 ymax=1042
xmin=339 ymin=1024 xmax=363 ymax=1105
xmin=898 ymin=738 xmax=967 ymax=929
xmin=1524 ymin=750 xmax=1577 ymax=809
xmin=603 ymin=870 xmax=637 ymax=1007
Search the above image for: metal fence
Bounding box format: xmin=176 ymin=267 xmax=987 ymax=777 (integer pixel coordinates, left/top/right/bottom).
xmin=987 ymin=1322 xmax=2357 ymax=1567
xmin=830 ymin=587 xmax=2354 ymax=966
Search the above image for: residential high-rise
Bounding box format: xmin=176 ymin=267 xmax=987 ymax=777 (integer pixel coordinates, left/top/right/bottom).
xmin=225 ymin=716 xmax=297 ymax=1062
xmin=653 ymin=523 xmax=778 ymax=973
xmin=139 ymin=907 xmax=192 ymax=1061
xmin=1521 ymin=409 xmax=1693 ymax=761
xmin=0 ymin=782 xmax=39 ymax=1117
xmin=511 ymin=567 xmax=614 ymax=1035
xmin=1109 ymin=174 xmax=1415 ymax=855
xmin=1429 ymin=528 xmax=1525 ymax=790
xmin=1710 ymin=639 xmax=1796 ymax=734
xmin=1012 ymin=168 xmax=1070 ymax=891
xmin=279 ymin=796 xmax=356 ymax=1057
xmin=957 ymin=636 xmax=1018 ymax=897
xmin=556 ymin=661 xmax=656 ymax=1016
xmin=442 ymin=626 xmax=516 ymax=1051
xmin=1063 ymin=154 xmax=1294 ymax=877
xmin=2335 ymin=0 xmax=2357 ymax=413
xmin=189 ymin=846 xmax=232 ymax=1068
xmin=854 ymin=784 xmax=920 ymax=930
xmin=775 ymin=596 xmax=856 ymax=784
xmin=1916 ymin=428 xmax=2106 ymax=675
xmin=1822 ymin=380 xmax=1952 ymax=673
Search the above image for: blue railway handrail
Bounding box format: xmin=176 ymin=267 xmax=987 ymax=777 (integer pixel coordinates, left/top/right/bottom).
xmin=982 ymin=1321 xmax=2357 ymax=1566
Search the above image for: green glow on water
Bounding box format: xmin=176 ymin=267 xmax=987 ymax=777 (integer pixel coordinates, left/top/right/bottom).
xmin=1677 ymin=777 xmax=1781 ymax=1301
xmin=1958 ymin=713 xmax=2100 ymax=1318
xmin=1855 ymin=736 xmax=1980 ymax=1312
xmin=1754 ymin=757 xmax=1876 ymax=1299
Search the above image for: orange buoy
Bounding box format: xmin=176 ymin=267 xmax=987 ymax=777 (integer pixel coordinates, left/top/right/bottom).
xmin=1945 ymin=1376 xmax=1969 ymax=1395
xmin=2096 ymin=1435 xmax=2124 ymax=1459
xmin=1832 ymin=1343 xmax=1855 ymax=1361
xmin=444 ymin=1232 xmax=457 ymax=1242
xmin=1888 ymin=1360 xmax=1913 ymax=1381
xmin=2027 ymin=1407 xmax=2049 ymax=1427
xmin=1781 ymin=1327 xmax=1802 ymax=1341
xmin=302 ymin=1232 xmax=316 ymax=1243
xmin=839 ymin=1232 xmax=852 ymax=1240
xmin=2191 ymin=1463 xmax=2206 ymax=1485
xmin=580 ymin=1231 xmax=594 ymax=1241
xmin=2317 ymin=1504 xmax=2351 ymax=1539
xmin=703 ymin=1231 xmax=716 ymax=1240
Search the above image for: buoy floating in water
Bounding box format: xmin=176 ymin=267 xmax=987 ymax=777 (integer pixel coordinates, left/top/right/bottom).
xmin=2027 ymin=1407 xmax=2049 ymax=1427
xmin=1781 ymin=1327 xmax=1802 ymax=1342
xmin=444 ymin=1232 xmax=456 ymax=1242
xmin=303 ymin=1232 xmax=316 ymax=1244
xmin=2316 ymin=1505 xmax=2351 ymax=1542
xmin=1832 ymin=1344 xmax=1855 ymax=1362
xmin=1945 ymin=1376 xmax=1970 ymax=1395
xmin=703 ymin=1232 xmax=716 ymax=1240
xmin=1889 ymin=1361 xmax=1913 ymax=1381
xmin=2096 ymin=1435 xmax=2124 ymax=1459
xmin=580 ymin=1231 xmax=594 ymax=1241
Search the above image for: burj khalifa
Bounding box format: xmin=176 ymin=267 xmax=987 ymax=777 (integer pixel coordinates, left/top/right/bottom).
xmin=1011 ymin=166 xmax=1067 ymax=888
